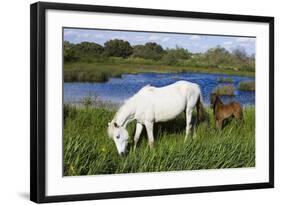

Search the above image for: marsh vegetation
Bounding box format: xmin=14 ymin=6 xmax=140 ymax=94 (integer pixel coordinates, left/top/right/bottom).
xmin=64 ymin=105 xmax=255 ymax=176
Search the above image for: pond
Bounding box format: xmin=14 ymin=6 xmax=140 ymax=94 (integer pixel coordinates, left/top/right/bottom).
xmin=64 ymin=72 xmax=255 ymax=105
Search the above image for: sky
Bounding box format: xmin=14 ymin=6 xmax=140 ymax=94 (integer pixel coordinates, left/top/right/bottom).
xmin=64 ymin=28 xmax=255 ymax=55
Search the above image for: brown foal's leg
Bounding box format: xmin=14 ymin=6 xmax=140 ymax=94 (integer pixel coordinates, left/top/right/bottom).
xmin=216 ymin=119 xmax=219 ymax=129
xmin=216 ymin=119 xmax=223 ymax=129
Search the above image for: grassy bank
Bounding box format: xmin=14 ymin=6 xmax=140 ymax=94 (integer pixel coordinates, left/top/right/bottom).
xmin=64 ymin=59 xmax=255 ymax=82
xmin=64 ymin=105 xmax=255 ymax=176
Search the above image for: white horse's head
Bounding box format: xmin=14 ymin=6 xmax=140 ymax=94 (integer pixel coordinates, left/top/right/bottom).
xmin=107 ymin=121 xmax=129 ymax=156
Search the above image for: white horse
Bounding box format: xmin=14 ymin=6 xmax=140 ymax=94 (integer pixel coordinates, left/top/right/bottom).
xmin=107 ymin=80 xmax=206 ymax=155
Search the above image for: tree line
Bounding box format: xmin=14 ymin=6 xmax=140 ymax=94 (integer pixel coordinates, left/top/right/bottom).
xmin=64 ymin=39 xmax=255 ymax=71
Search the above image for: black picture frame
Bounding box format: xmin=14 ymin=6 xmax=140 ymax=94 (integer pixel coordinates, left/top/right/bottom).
xmin=30 ymin=1 xmax=274 ymax=203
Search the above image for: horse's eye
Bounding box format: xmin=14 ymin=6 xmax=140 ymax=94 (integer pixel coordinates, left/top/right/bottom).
xmin=116 ymin=135 xmax=120 ymax=139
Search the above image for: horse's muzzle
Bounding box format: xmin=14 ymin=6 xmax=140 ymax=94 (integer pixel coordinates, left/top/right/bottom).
xmin=119 ymin=150 xmax=128 ymax=156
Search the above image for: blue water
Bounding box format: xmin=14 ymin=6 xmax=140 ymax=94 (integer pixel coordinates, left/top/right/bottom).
xmin=64 ymin=72 xmax=255 ymax=105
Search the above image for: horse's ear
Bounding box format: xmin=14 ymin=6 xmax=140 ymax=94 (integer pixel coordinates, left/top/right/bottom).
xmin=114 ymin=122 xmax=119 ymax=128
xmin=108 ymin=122 xmax=111 ymax=126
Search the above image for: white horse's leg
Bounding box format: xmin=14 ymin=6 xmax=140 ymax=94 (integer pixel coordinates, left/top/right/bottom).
xmin=184 ymin=107 xmax=193 ymax=141
xmin=134 ymin=122 xmax=143 ymax=150
xmin=145 ymin=121 xmax=154 ymax=148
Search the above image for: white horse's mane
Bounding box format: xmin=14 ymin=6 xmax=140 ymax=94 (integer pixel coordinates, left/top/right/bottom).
xmin=115 ymin=85 xmax=152 ymax=116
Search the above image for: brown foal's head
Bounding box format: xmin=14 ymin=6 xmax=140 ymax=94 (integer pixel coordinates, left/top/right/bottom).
xmin=210 ymin=93 xmax=218 ymax=106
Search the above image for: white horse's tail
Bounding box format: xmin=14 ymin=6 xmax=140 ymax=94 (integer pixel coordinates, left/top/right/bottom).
xmin=196 ymin=92 xmax=207 ymax=123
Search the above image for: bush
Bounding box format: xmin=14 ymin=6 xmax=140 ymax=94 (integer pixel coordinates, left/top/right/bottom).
xmin=161 ymin=47 xmax=191 ymax=65
xmin=204 ymin=47 xmax=233 ymax=67
xmin=212 ymin=84 xmax=235 ymax=96
xmin=238 ymin=81 xmax=255 ymax=91
xmin=81 ymin=96 xmax=93 ymax=107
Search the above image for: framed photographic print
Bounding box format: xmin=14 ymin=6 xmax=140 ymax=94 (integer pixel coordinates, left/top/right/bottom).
xmin=30 ymin=1 xmax=274 ymax=203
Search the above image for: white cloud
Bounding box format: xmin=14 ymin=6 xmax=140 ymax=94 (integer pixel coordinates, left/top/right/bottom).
xmin=148 ymin=35 xmax=161 ymax=41
xmin=239 ymin=43 xmax=251 ymax=48
xmin=79 ymin=33 xmax=91 ymax=38
xmin=112 ymin=35 xmax=126 ymax=39
xmin=223 ymin=41 xmax=233 ymax=45
xmin=64 ymin=30 xmax=94 ymax=39
xmin=64 ymin=30 xmax=76 ymax=36
xmin=94 ymin=34 xmax=103 ymax=38
xmin=199 ymin=44 xmax=211 ymax=52
xmin=134 ymin=35 xmax=146 ymax=42
xmin=190 ymin=35 xmax=201 ymax=40
xmin=162 ymin=37 xmax=170 ymax=42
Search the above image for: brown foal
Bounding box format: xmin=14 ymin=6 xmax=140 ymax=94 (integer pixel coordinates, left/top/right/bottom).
xmin=210 ymin=94 xmax=243 ymax=129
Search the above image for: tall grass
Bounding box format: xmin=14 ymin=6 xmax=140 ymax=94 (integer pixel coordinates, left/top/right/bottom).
xmin=64 ymin=106 xmax=255 ymax=176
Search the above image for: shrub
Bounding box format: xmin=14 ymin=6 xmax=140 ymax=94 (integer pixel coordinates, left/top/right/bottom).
xmin=81 ymin=96 xmax=93 ymax=107
xmin=238 ymin=81 xmax=255 ymax=91
xmin=212 ymin=84 xmax=235 ymax=96
xmin=161 ymin=47 xmax=191 ymax=65
xmin=204 ymin=47 xmax=233 ymax=67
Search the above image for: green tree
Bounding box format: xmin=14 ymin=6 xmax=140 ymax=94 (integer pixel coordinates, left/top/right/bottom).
xmin=232 ymin=47 xmax=248 ymax=62
xmin=145 ymin=42 xmax=164 ymax=53
xmin=132 ymin=42 xmax=164 ymax=60
xmin=204 ymin=46 xmax=233 ymax=67
xmin=74 ymin=42 xmax=104 ymax=58
xmin=162 ymin=47 xmax=191 ymax=65
xmin=104 ymin=39 xmax=133 ymax=57
xmin=63 ymin=41 xmax=79 ymax=62
xmin=231 ymin=47 xmax=255 ymax=71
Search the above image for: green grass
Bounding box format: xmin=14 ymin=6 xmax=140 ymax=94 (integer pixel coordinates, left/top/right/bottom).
xmin=212 ymin=84 xmax=235 ymax=96
xmin=64 ymin=106 xmax=255 ymax=176
xmin=64 ymin=58 xmax=255 ymax=82
xmin=238 ymin=81 xmax=255 ymax=91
